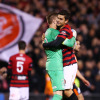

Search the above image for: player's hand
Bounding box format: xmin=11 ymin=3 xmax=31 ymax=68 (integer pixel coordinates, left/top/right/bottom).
xmin=42 ymin=33 xmax=45 ymax=41
xmin=83 ymin=79 xmax=90 ymax=87
xmin=42 ymin=33 xmax=45 ymax=44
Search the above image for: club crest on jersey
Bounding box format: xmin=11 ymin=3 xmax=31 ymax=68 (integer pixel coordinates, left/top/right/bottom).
xmin=60 ymin=31 xmax=66 ymax=35
xmin=0 ymin=7 xmax=24 ymax=53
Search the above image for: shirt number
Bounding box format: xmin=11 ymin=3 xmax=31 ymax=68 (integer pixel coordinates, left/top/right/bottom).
xmin=17 ymin=61 xmax=24 ymax=73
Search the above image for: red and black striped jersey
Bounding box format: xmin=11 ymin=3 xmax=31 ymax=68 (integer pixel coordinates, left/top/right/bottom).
xmin=8 ymin=53 xmax=33 ymax=87
xmin=58 ymin=24 xmax=77 ymax=66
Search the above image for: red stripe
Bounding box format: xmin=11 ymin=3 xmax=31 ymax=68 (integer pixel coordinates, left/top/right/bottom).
xmin=63 ymin=52 xmax=71 ymax=56
xmin=63 ymin=54 xmax=75 ymax=61
xmin=10 ymin=84 xmax=29 ymax=87
xmin=8 ymin=66 xmax=12 ymax=69
xmin=63 ymin=60 xmax=77 ymax=66
xmin=11 ymin=80 xmax=28 ymax=83
xmin=63 ymin=57 xmax=71 ymax=61
xmin=28 ymin=68 xmax=32 ymax=71
xmin=71 ymin=60 xmax=77 ymax=64
xmin=57 ymin=35 xmax=66 ymax=39
xmin=60 ymin=29 xmax=70 ymax=33
xmin=62 ymin=49 xmax=68 ymax=52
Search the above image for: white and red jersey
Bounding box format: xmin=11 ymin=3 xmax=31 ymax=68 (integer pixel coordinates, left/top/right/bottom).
xmin=8 ymin=53 xmax=33 ymax=87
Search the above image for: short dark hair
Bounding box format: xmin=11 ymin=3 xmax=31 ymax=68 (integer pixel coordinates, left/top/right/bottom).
xmin=18 ymin=41 xmax=26 ymax=50
xmin=46 ymin=12 xmax=58 ymax=24
xmin=58 ymin=10 xmax=71 ymax=20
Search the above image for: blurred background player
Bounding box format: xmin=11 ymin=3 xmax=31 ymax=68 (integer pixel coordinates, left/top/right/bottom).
xmin=44 ymin=73 xmax=53 ymax=100
xmin=75 ymin=70 xmax=90 ymax=100
xmin=2 ymin=41 xmax=33 ymax=100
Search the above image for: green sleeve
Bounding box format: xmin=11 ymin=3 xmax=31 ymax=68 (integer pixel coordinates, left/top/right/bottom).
xmin=62 ymin=37 xmax=76 ymax=47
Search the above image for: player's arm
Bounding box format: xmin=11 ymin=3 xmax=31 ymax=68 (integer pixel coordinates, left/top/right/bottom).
xmin=43 ymin=37 xmax=64 ymax=48
xmin=43 ymin=36 xmax=76 ymax=48
xmin=43 ymin=30 xmax=75 ymax=48
xmin=76 ymin=69 xmax=90 ymax=86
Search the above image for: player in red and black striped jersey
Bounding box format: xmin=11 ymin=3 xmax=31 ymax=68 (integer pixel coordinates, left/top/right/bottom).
xmin=43 ymin=10 xmax=80 ymax=100
xmin=8 ymin=53 xmax=32 ymax=87
xmin=7 ymin=41 xmax=33 ymax=100
xmin=58 ymin=24 xmax=77 ymax=67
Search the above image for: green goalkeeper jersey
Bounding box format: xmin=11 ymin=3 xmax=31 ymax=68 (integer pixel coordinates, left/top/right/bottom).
xmin=44 ymin=28 xmax=63 ymax=70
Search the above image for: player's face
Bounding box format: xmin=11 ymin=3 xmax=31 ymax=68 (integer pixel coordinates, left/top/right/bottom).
xmin=57 ymin=15 xmax=66 ymax=27
xmin=53 ymin=17 xmax=58 ymax=25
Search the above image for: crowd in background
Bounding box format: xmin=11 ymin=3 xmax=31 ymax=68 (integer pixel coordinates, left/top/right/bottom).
xmin=0 ymin=0 xmax=100 ymax=96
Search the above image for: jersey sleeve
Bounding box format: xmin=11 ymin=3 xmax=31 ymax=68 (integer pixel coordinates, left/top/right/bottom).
xmin=62 ymin=36 xmax=76 ymax=47
xmin=43 ymin=37 xmax=64 ymax=48
xmin=28 ymin=59 xmax=33 ymax=71
xmin=8 ymin=57 xmax=12 ymax=69
xmin=58 ymin=28 xmax=73 ymax=39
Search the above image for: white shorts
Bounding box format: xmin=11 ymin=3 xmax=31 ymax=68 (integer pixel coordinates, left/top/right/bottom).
xmin=9 ymin=87 xmax=29 ymax=100
xmin=63 ymin=63 xmax=78 ymax=89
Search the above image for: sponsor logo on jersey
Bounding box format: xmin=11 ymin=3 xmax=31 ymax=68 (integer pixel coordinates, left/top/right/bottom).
xmin=60 ymin=31 xmax=66 ymax=35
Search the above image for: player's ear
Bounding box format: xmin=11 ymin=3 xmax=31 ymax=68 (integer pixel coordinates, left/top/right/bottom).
xmin=65 ymin=19 xmax=68 ymax=24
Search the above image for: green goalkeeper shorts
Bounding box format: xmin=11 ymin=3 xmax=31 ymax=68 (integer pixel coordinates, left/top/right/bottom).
xmin=47 ymin=70 xmax=64 ymax=92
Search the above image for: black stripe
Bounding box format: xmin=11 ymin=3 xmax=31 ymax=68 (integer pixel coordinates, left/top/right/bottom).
xmin=62 ymin=48 xmax=73 ymax=53
xmin=10 ymin=83 xmax=29 ymax=84
xmin=9 ymin=60 xmax=12 ymax=62
xmin=58 ymin=34 xmax=66 ymax=36
xmin=63 ymin=53 xmax=73 ymax=59
xmin=63 ymin=57 xmax=75 ymax=63
xmin=11 ymin=79 xmax=28 ymax=80
xmin=8 ymin=64 xmax=12 ymax=66
xmin=12 ymin=74 xmax=28 ymax=76
xmin=62 ymin=27 xmax=69 ymax=29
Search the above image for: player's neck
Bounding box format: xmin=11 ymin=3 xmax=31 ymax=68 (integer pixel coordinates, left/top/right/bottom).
xmin=60 ymin=24 xmax=66 ymax=29
xmin=19 ymin=50 xmax=25 ymax=54
xmin=49 ymin=24 xmax=57 ymax=29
